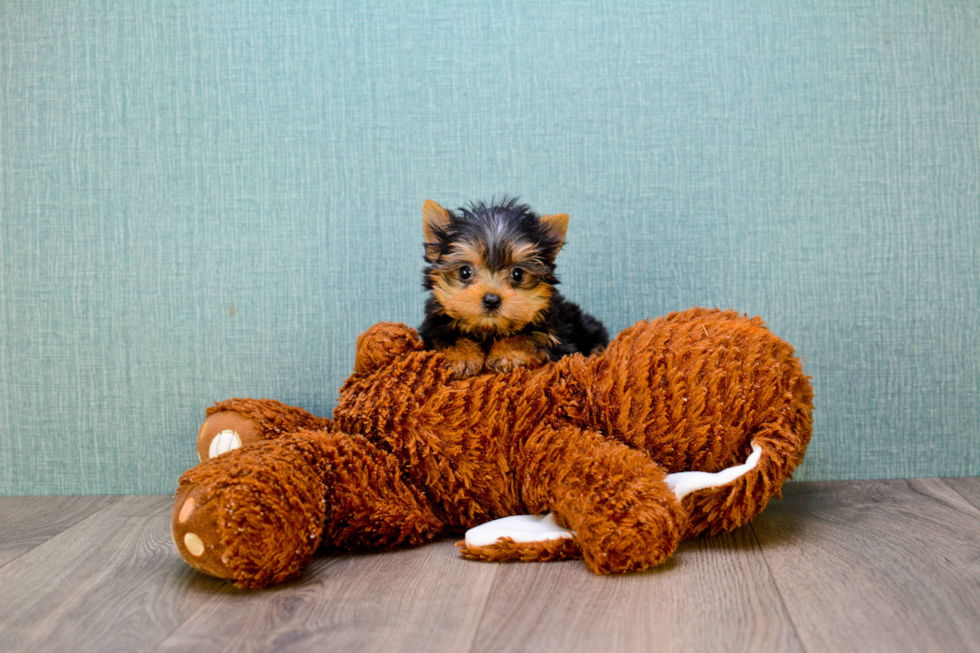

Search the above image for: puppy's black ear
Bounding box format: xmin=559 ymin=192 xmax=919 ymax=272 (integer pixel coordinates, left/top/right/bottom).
xmin=423 ymin=200 xmax=452 ymax=257
xmin=539 ymin=213 xmax=568 ymax=259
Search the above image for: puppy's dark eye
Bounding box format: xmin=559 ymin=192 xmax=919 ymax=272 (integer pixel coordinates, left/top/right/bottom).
xmin=510 ymin=267 xmax=525 ymax=283
xmin=458 ymin=265 xmax=473 ymax=281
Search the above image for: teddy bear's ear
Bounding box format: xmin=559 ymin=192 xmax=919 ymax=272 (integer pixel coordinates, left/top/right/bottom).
xmin=422 ymin=200 xmax=452 ymax=252
xmin=539 ymin=213 xmax=568 ymax=257
xmin=355 ymin=323 xmax=424 ymax=375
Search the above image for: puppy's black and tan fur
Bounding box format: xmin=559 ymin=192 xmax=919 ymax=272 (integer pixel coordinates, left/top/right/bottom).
xmin=419 ymin=198 xmax=608 ymax=378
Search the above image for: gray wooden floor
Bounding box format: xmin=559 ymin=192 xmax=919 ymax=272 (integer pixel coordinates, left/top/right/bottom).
xmin=1 ymin=478 xmax=979 ymax=653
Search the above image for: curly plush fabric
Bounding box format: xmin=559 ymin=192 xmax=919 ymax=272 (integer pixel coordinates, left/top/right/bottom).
xmin=173 ymin=308 xmax=812 ymax=588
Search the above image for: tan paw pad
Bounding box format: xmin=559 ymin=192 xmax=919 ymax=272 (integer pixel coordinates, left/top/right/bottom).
xmin=184 ymin=532 xmax=205 ymax=557
xmin=178 ymin=497 xmax=195 ymax=523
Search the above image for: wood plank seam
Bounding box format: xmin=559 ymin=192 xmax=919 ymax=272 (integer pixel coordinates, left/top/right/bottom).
xmin=152 ymin=539 xmax=499 ymax=652
xmin=151 ymin=511 xmax=361 ymax=651
xmin=151 ymin=549 xmax=357 ymax=651
xmin=0 ymin=495 xmax=123 ymax=573
xmin=941 ymin=478 xmax=980 ymax=516
xmin=461 ymin=562 xmax=500 ymax=653
xmin=147 ymin=582 xmax=234 ymax=652
xmin=747 ymin=521 xmax=811 ymax=653
xmin=749 ymin=479 xmax=980 ymax=652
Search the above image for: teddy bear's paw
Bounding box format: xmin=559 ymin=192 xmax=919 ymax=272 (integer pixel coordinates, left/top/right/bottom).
xmin=458 ymin=537 xmax=582 ymax=563
xmin=457 ymin=514 xmax=581 ymax=563
xmin=175 ymin=438 xmax=328 ymax=588
xmin=196 ymin=410 xmax=263 ymax=463
xmin=579 ymin=518 xmax=682 ymax=574
xmin=465 ymin=513 xmax=575 ymax=547
xmin=171 ymin=484 xmax=236 ymax=581
xmin=575 ymin=489 xmax=685 ymax=574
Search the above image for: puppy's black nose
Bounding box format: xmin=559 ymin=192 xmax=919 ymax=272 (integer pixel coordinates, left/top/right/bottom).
xmin=482 ymin=293 xmax=502 ymax=311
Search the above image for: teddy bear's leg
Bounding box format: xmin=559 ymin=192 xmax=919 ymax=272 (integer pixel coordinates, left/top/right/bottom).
xmin=460 ymin=441 xmax=768 ymax=565
xmin=196 ymin=398 xmax=334 ymax=462
xmin=680 ymin=422 xmax=808 ymax=538
xmin=584 ymin=309 xmax=813 ymax=539
xmin=513 ymin=424 xmax=685 ymax=574
xmin=173 ymin=430 xmax=443 ymax=589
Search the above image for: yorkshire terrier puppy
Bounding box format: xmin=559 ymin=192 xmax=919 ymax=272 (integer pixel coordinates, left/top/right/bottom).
xmin=419 ymin=198 xmax=608 ymax=379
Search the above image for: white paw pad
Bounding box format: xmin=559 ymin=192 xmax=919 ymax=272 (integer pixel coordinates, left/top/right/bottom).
xmin=208 ymin=429 xmax=242 ymax=459
xmin=465 ymin=513 xmax=575 ymax=548
xmin=666 ymin=442 xmax=763 ymax=501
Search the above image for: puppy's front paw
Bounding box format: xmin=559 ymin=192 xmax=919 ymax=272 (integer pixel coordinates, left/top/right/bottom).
xmin=486 ymin=336 xmax=548 ymax=374
xmin=440 ymin=339 xmax=485 ymax=379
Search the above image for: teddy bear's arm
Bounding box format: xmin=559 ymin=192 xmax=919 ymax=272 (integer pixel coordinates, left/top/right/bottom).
xmin=516 ymin=423 xmax=685 ymax=574
xmin=173 ymin=434 xmax=333 ymax=588
xmin=317 ymin=432 xmax=446 ymax=551
xmin=173 ymin=429 xmax=445 ymax=589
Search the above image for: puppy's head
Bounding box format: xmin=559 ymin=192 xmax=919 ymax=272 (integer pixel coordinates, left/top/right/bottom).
xmin=422 ymin=198 xmax=568 ymax=336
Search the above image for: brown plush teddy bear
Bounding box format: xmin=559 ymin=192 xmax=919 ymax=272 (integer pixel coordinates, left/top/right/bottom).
xmin=172 ymin=308 xmax=812 ymax=589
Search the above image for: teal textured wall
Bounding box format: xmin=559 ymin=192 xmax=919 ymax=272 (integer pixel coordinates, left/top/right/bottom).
xmin=2 ymin=1 xmax=978 ymax=494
